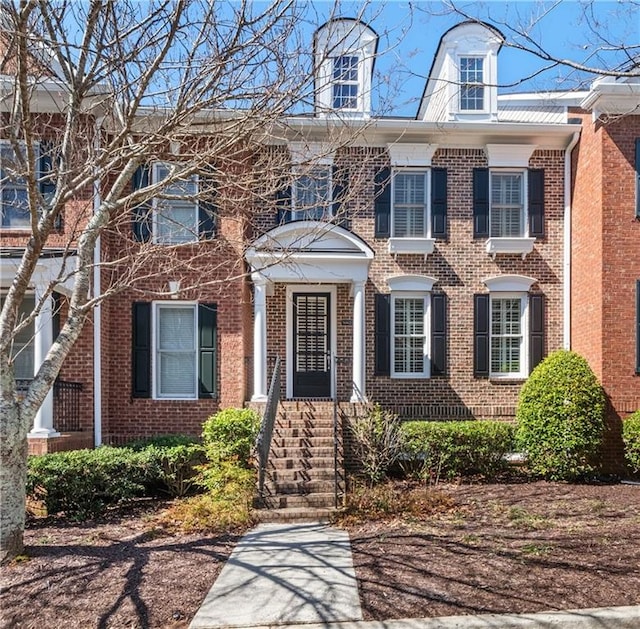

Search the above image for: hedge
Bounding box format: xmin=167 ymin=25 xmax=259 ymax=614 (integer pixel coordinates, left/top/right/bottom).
xmin=400 ymin=420 xmax=516 ymax=481
xmin=622 ymin=411 xmax=640 ymax=475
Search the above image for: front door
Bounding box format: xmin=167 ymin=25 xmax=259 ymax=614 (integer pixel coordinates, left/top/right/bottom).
xmin=293 ymin=293 xmax=331 ymax=398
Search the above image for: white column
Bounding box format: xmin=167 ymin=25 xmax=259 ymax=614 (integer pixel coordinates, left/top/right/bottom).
xmin=351 ymin=280 xmax=367 ymax=403
xmin=30 ymin=289 xmax=59 ymax=437
xmin=251 ymin=278 xmax=268 ymax=401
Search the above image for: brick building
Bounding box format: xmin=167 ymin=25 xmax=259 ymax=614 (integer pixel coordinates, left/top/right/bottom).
xmin=1 ymin=19 xmax=637 ymax=463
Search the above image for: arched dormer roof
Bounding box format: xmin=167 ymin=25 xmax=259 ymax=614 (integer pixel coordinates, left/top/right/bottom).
xmin=313 ymin=18 xmax=378 ymax=119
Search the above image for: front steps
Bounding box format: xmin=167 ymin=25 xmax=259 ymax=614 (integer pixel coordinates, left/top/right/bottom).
xmin=255 ymin=400 xmax=342 ymax=522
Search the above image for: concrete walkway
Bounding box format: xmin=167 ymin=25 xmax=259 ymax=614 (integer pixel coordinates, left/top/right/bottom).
xmin=189 ymin=522 xmax=362 ymax=629
xmin=189 ymin=522 xmax=640 ymax=629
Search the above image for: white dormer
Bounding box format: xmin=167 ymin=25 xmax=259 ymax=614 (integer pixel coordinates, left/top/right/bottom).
xmin=314 ymin=18 xmax=378 ymax=118
xmin=418 ymin=21 xmax=504 ymax=123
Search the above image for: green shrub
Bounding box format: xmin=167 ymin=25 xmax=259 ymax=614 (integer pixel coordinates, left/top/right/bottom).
xmin=401 ymin=420 xmax=516 ymax=481
xmin=516 ymin=349 xmax=605 ymax=481
xmin=127 ymin=435 xmax=205 ymax=497
xmin=622 ymin=411 xmax=640 ymax=475
xmin=27 ymin=447 xmax=149 ymax=519
xmin=202 ymin=408 xmax=260 ymax=467
xmin=350 ymin=404 xmax=404 ymax=485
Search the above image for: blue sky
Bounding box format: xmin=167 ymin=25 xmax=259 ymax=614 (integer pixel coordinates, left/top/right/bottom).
xmin=296 ymin=1 xmax=638 ymax=116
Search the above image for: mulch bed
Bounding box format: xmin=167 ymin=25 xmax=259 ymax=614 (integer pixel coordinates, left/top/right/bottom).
xmin=2 ymin=482 xmax=640 ymax=628
xmin=345 ymin=481 xmax=640 ymax=620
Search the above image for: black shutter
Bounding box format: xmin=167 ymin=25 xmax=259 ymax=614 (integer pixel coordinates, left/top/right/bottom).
xmin=198 ymin=303 xmax=217 ymax=398
xmin=529 ymin=294 xmax=545 ymax=372
xmin=199 ymin=175 xmax=217 ymax=239
xmin=332 ymin=164 xmax=349 ymax=226
xmin=39 ymin=142 xmax=62 ymax=230
xmin=374 ymin=293 xmax=390 ymax=376
xmin=528 ymin=169 xmax=545 ymax=238
xmin=52 ymin=292 xmax=62 ymax=341
xmin=431 ymin=167 xmax=447 ymax=239
xmin=473 ymin=168 xmax=489 ymax=238
xmin=636 ymin=280 xmax=640 ymax=374
xmin=431 ymin=292 xmax=447 ymax=376
xmin=474 ymin=294 xmax=490 ymax=377
xmin=132 ymin=165 xmax=152 ymax=242
xmin=276 ymin=184 xmax=292 ymax=224
xmin=636 ymin=139 xmax=640 ymax=219
xmin=374 ymin=166 xmax=391 ymax=238
xmin=132 ymin=302 xmax=151 ymax=398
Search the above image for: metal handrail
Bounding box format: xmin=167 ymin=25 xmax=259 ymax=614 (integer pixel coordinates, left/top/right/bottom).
xmin=256 ymin=356 xmax=281 ymax=496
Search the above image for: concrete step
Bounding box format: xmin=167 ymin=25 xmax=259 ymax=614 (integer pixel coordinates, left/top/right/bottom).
xmin=254 ymin=506 xmax=334 ymax=523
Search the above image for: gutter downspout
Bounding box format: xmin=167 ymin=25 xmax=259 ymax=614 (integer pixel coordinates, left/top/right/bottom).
xmin=93 ymin=117 xmax=104 ymax=447
xmin=563 ymin=131 xmax=580 ymax=350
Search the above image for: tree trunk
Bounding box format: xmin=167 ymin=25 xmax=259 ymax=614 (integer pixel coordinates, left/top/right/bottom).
xmin=0 ymin=401 xmax=30 ymax=564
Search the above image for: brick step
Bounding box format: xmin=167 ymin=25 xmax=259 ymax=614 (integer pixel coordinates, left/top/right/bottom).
xmin=265 ymin=479 xmax=336 ymax=495
xmin=255 ymin=507 xmax=333 ymax=523
xmin=270 ymin=446 xmax=335 ymax=459
xmin=273 ymin=426 xmax=335 ymax=438
xmin=266 ymin=468 xmax=337 ymax=482
xmin=276 ymin=415 xmax=335 ymax=427
xmin=278 ymin=401 xmax=337 ymax=411
xmin=271 ymin=436 xmax=335 ymax=449
xmin=265 ymin=492 xmax=336 ymax=509
xmin=268 ymin=456 xmax=335 ymax=470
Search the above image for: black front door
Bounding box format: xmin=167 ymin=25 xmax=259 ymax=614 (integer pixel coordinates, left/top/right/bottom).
xmin=293 ymin=293 xmax=331 ymax=398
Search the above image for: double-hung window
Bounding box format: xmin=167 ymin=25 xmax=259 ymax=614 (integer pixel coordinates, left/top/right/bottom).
xmin=152 ymin=163 xmax=198 ymax=244
xmin=490 ymin=294 xmax=526 ymax=378
xmin=460 ymin=57 xmax=484 ymax=111
xmin=0 ymin=293 xmax=35 ymax=379
xmin=292 ymin=165 xmax=332 ymax=221
xmin=332 ymin=55 xmax=359 ymax=110
xmin=392 ymin=170 xmax=429 ymax=237
xmin=155 ymin=303 xmax=197 ymax=399
xmin=391 ymin=293 xmax=429 ymax=378
xmin=1 ymin=143 xmax=30 ymax=229
xmin=490 ymin=171 xmax=525 ymax=237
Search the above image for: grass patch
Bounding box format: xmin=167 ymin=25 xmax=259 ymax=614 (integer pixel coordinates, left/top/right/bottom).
xmin=521 ymin=543 xmax=554 ymax=557
xmin=507 ymin=506 xmax=552 ymax=530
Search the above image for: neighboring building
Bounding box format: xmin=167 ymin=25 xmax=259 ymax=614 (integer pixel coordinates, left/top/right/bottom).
xmin=570 ymin=75 xmax=640 ymax=467
xmin=0 ymin=19 xmax=635 ymax=468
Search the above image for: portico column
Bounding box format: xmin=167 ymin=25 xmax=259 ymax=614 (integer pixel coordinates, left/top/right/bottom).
xmin=251 ymin=278 xmax=268 ymax=401
xmin=351 ymin=280 xmax=367 ymax=403
xmin=30 ymin=289 xmax=59 ymax=437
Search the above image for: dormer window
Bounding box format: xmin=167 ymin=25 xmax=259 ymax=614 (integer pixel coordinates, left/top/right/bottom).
xmin=332 ymin=55 xmax=359 ymax=110
xmin=460 ymin=57 xmax=485 ymax=111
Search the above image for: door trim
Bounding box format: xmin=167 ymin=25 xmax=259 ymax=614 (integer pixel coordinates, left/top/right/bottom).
xmin=286 ymin=284 xmax=337 ymax=399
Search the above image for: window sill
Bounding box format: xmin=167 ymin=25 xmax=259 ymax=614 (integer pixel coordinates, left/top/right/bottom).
xmin=485 ymin=237 xmax=535 ymax=260
xmin=388 ymin=237 xmax=435 ymax=256
xmin=489 ymin=376 xmax=527 ymax=383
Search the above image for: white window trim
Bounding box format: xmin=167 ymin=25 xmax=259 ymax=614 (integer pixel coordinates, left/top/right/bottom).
xmin=390 ymin=291 xmax=431 ymax=379
xmin=489 ymin=292 xmax=529 ymax=380
xmin=152 ymin=301 xmax=198 ymax=400
xmin=0 ymin=140 xmax=38 ymax=230
xmin=151 ymin=162 xmax=199 ymax=245
xmin=458 ymin=55 xmax=487 ymax=114
xmin=332 ymin=54 xmax=362 ymax=112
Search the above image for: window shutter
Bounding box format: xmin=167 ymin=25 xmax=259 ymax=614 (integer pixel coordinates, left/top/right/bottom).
xmin=474 ymin=294 xmax=490 ymax=377
xmin=198 ymin=303 xmax=217 ymax=398
xmin=473 ymin=168 xmax=489 ymax=238
xmin=276 ymin=184 xmax=291 ymax=224
xmin=374 ymin=166 xmax=391 ymax=238
xmin=431 ymin=167 xmax=447 ymax=239
xmin=132 ymin=302 xmax=151 ymax=398
xmin=528 ymin=169 xmax=545 ymax=237
xmin=374 ymin=293 xmax=390 ymax=376
xmin=431 ymin=292 xmax=447 ymax=376
xmin=636 ymin=139 xmax=640 ymax=219
xmin=52 ymin=292 xmax=62 ymax=341
xmin=332 ymin=164 xmax=349 ymax=227
xmin=529 ymin=294 xmax=545 ymax=372
xmin=132 ymin=165 xmax=152 ymax=242
xmin=39 ymin=142 xmax=62 ymax=230
xmin=636 ymin=280 xmax=640 ymax=374
xmin=199 ymin=175 xmax=217 ymax=239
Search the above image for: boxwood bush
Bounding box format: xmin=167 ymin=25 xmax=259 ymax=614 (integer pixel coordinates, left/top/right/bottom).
xmin=622 ymin=410 xmax=640 ymax=475
xmin=27 ymin=447 xmax=150 ymax=519
xmin=201 ymin=408 xmax=260 ymax=466
xmin=400 ymin=420 xmax=516 ymax=481
xmin=516 ymin=350 xmax=605 ymax=481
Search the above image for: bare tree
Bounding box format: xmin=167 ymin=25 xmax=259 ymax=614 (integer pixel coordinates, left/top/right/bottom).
xmin=0 ymin=0 xmax=397 ymax=563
